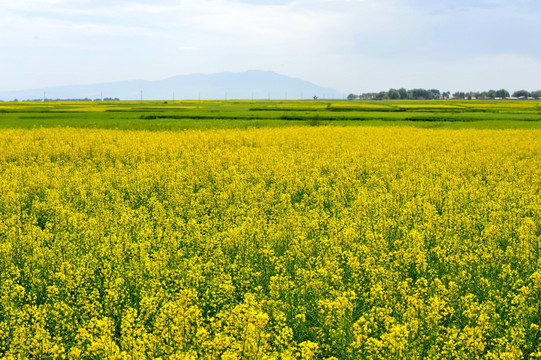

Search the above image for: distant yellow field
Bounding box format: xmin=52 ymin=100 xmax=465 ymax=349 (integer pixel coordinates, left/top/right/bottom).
xmin=0 ymin=127 xmax=540 ymax=358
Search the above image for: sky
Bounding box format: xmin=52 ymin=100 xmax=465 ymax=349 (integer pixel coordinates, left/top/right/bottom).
xmin=1 ymin=0 xmax=541 ymax=94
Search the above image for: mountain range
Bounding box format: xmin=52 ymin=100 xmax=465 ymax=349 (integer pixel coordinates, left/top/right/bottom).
xmin=0 ymin=70 xmax=345 ymax=101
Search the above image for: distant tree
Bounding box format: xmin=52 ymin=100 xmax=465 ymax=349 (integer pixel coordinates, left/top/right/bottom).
xmin=428 ymin=89 xmax=441 ymax=99
xmin=531 ymin=90 xmax=541 ymax=99
xmin=398 ymin=88 xmax=408 ymax=99
xmin=495 ymin=89 xmax=510 ymax=98
xmin=487 ymin=90 xmax=496 ymax=98
xmin=376 ymin=91 xmax=387 ymax=100
xmin=411 ymin=88 xmax=430 ymax=100
xmin=347 ymin=93 xmax=359 ymax=100
xmin=360 ymin=92 xmax=377 ymax=100
xmin=388 ymin=89 xmax=400 ymax=100
xmin=406 ymin=90 xmax=414 ymax=99
xmin=512 ymin=90 xmax=530 ymax=98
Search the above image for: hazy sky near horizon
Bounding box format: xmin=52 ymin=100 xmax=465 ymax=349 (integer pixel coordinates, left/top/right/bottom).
xmin=1 ymin=0 xmax=541 ymax=93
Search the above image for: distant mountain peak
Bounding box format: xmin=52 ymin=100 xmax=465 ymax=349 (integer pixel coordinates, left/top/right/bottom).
xmin=0 ymin=71 xmax=345 ymax=101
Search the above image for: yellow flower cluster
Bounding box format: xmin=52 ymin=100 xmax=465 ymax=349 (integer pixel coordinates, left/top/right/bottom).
xmin=0 ymin=127 xmax=540 ymax=358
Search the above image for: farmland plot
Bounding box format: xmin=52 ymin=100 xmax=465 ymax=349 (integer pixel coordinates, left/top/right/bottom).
xmin=0 ymin=126 xmax=540 ymax=359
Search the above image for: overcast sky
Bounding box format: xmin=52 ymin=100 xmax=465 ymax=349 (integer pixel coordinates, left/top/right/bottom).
xmin=1 ymin=0 xmax=541 ymax=94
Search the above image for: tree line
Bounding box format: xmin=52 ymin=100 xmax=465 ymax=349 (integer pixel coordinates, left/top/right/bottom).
xmin=348 ymin=88 xmax=541 ymax=100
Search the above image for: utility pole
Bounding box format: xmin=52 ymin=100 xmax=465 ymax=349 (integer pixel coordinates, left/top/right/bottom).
xmin=140 ymin=90 xmax=143 ymax=104
xmin=43 ymin=91 xmax=46 ymax=102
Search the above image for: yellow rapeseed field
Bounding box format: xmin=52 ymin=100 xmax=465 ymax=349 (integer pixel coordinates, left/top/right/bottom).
xmin=0 ymin=127 xmax=540 ymax=359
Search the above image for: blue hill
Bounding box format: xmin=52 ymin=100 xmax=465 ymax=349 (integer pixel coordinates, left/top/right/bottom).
xmin=0 ymin=70 xmax=344 ymax=101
